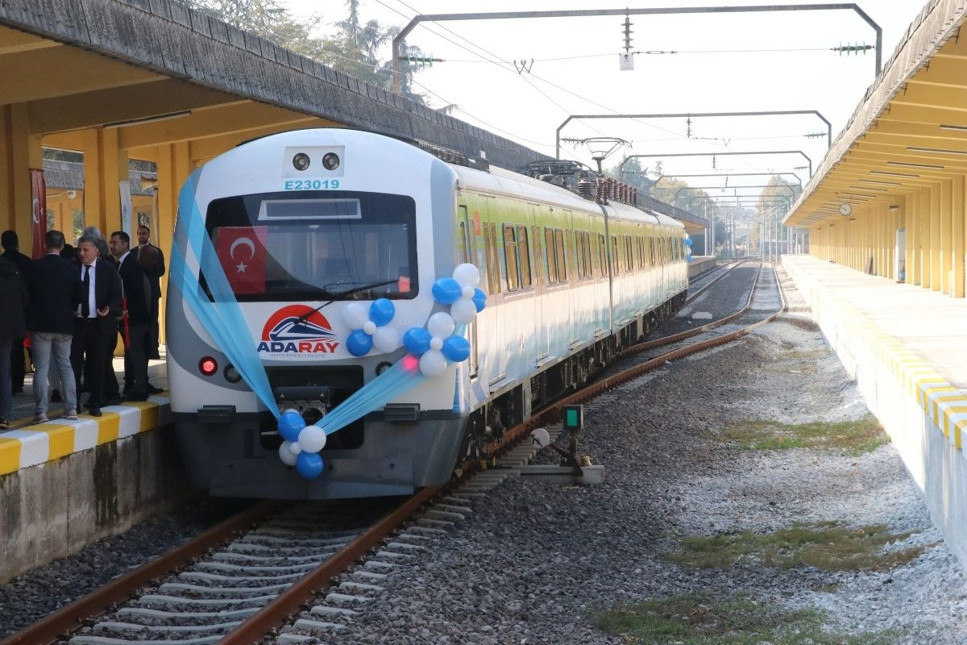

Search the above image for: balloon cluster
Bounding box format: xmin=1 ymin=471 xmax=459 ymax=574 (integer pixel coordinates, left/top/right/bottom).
xmin=402 ymin=263 xmax=487 ymax=378
xmin=684 ymin=234 xmax=694 ymax=262
xmin=276 ymin=409 xmax=327 ymax=478
xmin=343 ymin=298 xmax=401 ymax=356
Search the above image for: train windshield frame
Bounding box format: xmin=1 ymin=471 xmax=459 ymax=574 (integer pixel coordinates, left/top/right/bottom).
xmin=203 ymin=190 xmax=418 ymax=302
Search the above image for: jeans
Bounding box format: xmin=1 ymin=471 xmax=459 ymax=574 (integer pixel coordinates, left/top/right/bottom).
xmin=0 ymin=338 xmax=11 ymax=421
xmin=32 ymin=331 xmax=77 ymax=417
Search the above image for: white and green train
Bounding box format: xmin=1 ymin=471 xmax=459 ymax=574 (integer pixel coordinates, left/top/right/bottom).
xmin=167 ymin=128 xmax=687 ymax=499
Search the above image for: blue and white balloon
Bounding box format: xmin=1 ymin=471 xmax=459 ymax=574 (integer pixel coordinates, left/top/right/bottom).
xmin=432 ymin=277 xmax=463 ymax=305
xmin=419 ymin=349 xmax=447 ymax=378
xmin=372 ymin=325 xmax=401 ymax=353
xmin=346 ymin=329 xmax=374 ymax=356
xmin=369 ymin=298 xmax=395 ymax=326
xmin=472 ymin=287 xmax=487 ymax=313
xmin=452 ymin=263 xmax=480 ymax=288
xmin=450 ymin=297 xmax=477 ymax=324
xmin=278 ymin=409 xmax=306 ymax=442
xmin=296 ymin=451 xmax=324 ymax=478
xmin=279 ymin=441 xmax=299 ymax=466
xmin=442 ymin=335 xmax=471 ymax=362
xmin=403 ymin=327 xmax=432 ymax=355
xmin=298 ymin=424 xmax=327 ymax=453
xmin=342 ymin=302 xmax=369 ymax=330
xmin=427 ymin=312 xmax=455 ymax=339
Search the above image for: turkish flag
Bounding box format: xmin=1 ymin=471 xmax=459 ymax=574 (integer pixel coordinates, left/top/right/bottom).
xmin=29 ymin=169 xmax=46 ymax=259
xmin=215 ymin=226 xmax=268 ymax=294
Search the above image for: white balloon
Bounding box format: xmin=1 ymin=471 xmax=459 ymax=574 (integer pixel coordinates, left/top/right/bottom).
xmin=363 ymin=320 xmax=377 ymax=335
xmin=453 ymin=263 xmax=480 ymax=288
xmin=419 ymin=349 xmax=447 ymax=378
xmin=372 ymin=325 xmax=401 ymax=353
xmin=427 ymin=312 xmax=455 ymax=339
xmin=298 ymin=425 xmax=327 ymax=453
xmin=450 ymin=297 xmax=477 ymax=324
xmin=343 ymin=302 xmax=369 ymax=330
xmin=462 ymin=285 xmax=475 ymax=299
xmin=279 ymin=441 xmax=298 ymax=465
xmin=289 ymin=441 xmax=302 ymax=455
xmin=429 ymin=336 xmax=444 ymax=351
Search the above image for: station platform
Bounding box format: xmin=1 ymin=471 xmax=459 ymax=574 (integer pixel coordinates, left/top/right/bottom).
xmin=782 ymin=254 xmax=967 ymax=567
xmin=0 ymin=355 xmax=170 ymax=477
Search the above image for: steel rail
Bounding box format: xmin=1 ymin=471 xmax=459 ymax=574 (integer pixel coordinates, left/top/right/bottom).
xmin=0 ymin=501 xmax=280 ymax=645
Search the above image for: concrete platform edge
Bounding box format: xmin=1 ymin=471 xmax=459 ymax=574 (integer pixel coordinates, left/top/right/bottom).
xmin=783 ymin=255 xmax=967 ymax=568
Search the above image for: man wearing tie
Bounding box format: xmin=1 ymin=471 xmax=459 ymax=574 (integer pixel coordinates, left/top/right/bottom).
xmin=71 ymin=234 xmax=122 ymax=417
xmin=109 ymin=231 xmax=150 ymax=401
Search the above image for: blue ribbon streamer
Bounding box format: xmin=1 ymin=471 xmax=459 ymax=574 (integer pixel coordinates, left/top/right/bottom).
xmin=170 ymin=170 xmax=280 ymax=418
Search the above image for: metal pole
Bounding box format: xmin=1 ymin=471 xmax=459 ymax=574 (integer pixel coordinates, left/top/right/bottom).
xmin=393 ymin=5 xmax=881 ymax=95
xmin=622 ymin=151 xmax=813 ymax=181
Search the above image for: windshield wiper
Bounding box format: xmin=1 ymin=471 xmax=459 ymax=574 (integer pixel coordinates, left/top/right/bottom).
xmin=292 ymin=279 xmax=398 ymax=325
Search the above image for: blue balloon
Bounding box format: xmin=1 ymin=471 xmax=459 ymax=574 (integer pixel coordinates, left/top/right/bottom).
xmin=442 ymin=335 xmax=471 ymax=362
xmin=684 ymin=237 xmax=693 ymax=247
xmin=296 ymin=451 xmax=324 ymax=479
xmin=278 ymin=409 xmax=306 ymax=442
xmin=346 ymin=329 xmax=373 ymax=356
xmin=687 ymin=254 xmax=694 ymax=262
xmin=472 ymin=287 xmax=487 ymax=313
xmin=432 ymin=277 xmax=463 ymax=305
xmin=369 ymin=298 xmax=395 ymax=326
xmin=403 ymin=327 xmax=432 ymax=355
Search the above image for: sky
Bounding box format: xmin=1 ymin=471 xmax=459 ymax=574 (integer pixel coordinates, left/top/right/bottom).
xmin=280 ymin=0 xmax=931 ymax=200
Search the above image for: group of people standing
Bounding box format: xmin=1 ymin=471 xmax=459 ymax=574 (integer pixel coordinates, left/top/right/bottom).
xmin=0 ymin=225 xmax=164 ymax=428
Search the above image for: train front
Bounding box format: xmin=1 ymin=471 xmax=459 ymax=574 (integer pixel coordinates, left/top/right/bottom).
xmin=166 ymin=129 xmax=469 ymax=499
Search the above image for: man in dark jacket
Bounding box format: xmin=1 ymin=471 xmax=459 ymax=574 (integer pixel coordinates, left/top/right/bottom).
xmin=1 ymin=230 xmax=31 ymax=395
xmin=109 ymin=231 xmax=150 ymax=401
xmin=71 ymin=234 xmax=122 ymax=417
xmin=29 ymin=230 xmax=81 ymax=423
xmin=0 ymin=254 xmax=29 ymax=428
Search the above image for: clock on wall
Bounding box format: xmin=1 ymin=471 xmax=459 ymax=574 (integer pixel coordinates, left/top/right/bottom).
xmin=839 ymin=202 xmax=853 ymax=216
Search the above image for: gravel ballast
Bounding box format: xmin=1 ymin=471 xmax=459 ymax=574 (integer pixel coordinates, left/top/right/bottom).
xmin=332 ymin=268 xmax=967 ymax=644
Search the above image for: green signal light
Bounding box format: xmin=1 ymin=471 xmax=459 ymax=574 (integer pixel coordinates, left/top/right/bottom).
xmin=562 ymin=405 xmax=583 ymax=431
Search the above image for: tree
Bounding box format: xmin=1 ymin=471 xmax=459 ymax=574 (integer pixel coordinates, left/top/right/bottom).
xmin=190 ymin=0 xmax=425 ymax=104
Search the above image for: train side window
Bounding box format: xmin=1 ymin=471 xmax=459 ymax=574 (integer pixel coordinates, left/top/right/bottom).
xmin=544 ymin=227 xmax=556 ymax=284
xmin=583 ymin=232 xmax=593 ymax=278
xmin=517 ymin=225 xmax=532 ymax=287
xmin=598 ymin=233 xmax=607 ymax=276
xmin=503 ymin=224 xmax=520 ymax=291
xmin=649 ymin=238 xmax=656 ymax=267
xmin=531 ymin=225 xmax=543 ymax=286
xmin=574 ymin=231 xmax=585 ymax=279
xmin=554 ymin=229 xmax=567 ymax=283
xmin=611 ymin=235 xmax=620 ymax=275
xmin=484 ymin=222 xmax=501 ymax=294
xmin=624 ymin=236 xmax=633 ymax=272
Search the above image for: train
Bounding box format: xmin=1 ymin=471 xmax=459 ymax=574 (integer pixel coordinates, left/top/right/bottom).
xmin=166 ymin=128 xmax=688 ymax=499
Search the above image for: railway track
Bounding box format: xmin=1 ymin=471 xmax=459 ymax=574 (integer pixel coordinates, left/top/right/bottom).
xmin=4 ymin=262 xmax=785 ymax=645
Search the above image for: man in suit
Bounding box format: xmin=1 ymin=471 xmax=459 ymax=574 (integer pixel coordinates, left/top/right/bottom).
xmin=133 ymin=224 xmax=164 ymax=393
xmin=1 ymin=230 xmax=31 ymax=395
xmin=71 ymin=234 xmax=122 ymax=417
xmin=109 ymin=231 xmax=150 ymax=401
xmin=29 ymin=230 xmax=81 ymax=423
xmin=0 ymin=254 xmax=28 ymax=429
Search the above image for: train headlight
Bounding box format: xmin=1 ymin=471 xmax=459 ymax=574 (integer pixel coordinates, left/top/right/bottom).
xmin=292 ymin=153 xmax=311 ymax=171
xmin=322 ymin=152 xmax=340 ymax=171
xmin=199 ymin=357 xmax=218 ymax=376
xmin=224 ymin=364 xmax=242 ymax=383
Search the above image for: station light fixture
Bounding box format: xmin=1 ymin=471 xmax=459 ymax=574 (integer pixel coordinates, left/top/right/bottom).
xmin=906 ymin=146 xmax=967 ymax=156
xmin=888 ymin=161 xmax=944 ymax=170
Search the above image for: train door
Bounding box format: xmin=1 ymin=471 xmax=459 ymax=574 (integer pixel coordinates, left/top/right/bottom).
xmin=458 ymin=203 xmax=479 ymax=377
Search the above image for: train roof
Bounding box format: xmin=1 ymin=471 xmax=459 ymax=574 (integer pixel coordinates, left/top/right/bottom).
xmin=452 ymin=162 xmax=684 ymax=232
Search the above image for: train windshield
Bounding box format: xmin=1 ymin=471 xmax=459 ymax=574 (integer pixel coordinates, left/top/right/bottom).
xmin=204 ymin=191 xmax=417 ymax=301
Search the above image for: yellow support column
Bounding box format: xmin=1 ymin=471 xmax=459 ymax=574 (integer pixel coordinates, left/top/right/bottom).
xmin=954 ymin=175 xmax=965 ymax=298
xmin=907 ymin=193 xmax=920 ymax=287
xmin=940 ymin=179 xmax=953 ymax=295
xmin=3 ymin=104 xmax=44 ymax=244
xmin=929 ymin=185 xmax=942 ymax=292
xmin=154 ymin=141 xmax=192 ymax=346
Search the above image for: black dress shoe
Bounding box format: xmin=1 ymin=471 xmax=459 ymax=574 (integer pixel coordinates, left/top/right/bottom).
xmin=103 ymin=396 xmax=122 ymax=406
xmin=87 ymin=407 xmax=102 ymax=417
xmin=122 ymin=394 xmax=148 ymax=402
xmin=146 ymin=384 xmax=163 ymax=394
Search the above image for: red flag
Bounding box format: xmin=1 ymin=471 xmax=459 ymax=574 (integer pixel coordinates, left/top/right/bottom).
xmin=215 ymin=226 xmax=268 ymax=294
xmin=29 ymin=168 xmax=46 ymax=259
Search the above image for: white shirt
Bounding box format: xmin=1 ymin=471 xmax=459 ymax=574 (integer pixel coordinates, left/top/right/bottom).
xmin=78 ymin=258 xmax=97 ymax=318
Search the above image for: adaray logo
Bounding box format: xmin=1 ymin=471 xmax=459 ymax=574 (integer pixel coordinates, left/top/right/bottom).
xmin=258 ymin=305 xmax=340 ymax=355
